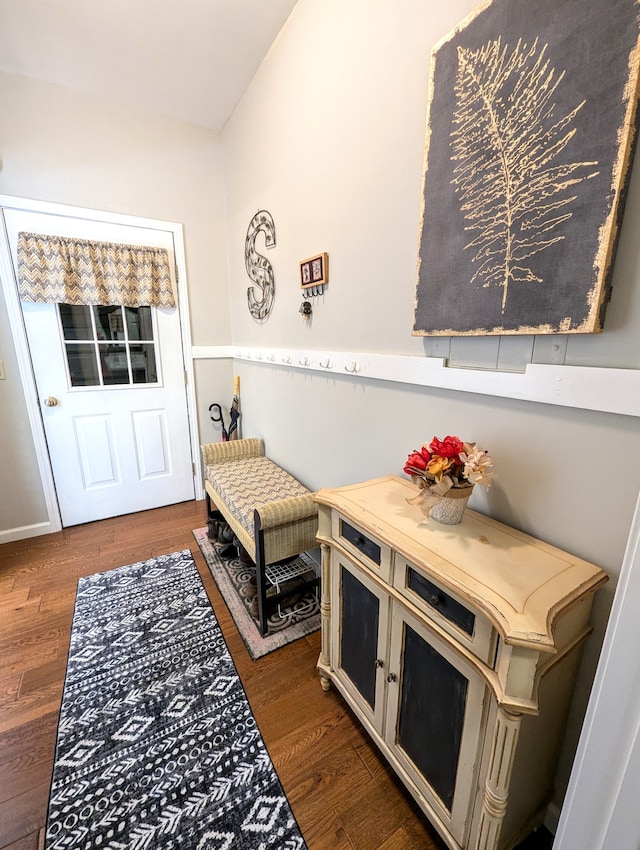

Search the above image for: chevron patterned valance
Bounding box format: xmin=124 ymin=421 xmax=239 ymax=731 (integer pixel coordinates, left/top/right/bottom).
xmin=17 ymin=232 xmax=176 ymax=308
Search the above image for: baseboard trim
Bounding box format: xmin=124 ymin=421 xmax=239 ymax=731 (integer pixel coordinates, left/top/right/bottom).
xmin=0 ymin=521 xmax=56 ymax=544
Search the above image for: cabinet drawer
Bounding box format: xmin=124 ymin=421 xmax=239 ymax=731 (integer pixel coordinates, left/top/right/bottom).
xmin=408 ymin=569 xmax=475 ymax=635
xmin=394 ymin=556 xmax=495 ymax=665
xmin=332 ymin=512 xmax=391 ymax=582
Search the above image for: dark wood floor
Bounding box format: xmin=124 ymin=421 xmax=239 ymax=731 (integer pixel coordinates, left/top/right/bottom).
xmin=0 ymin=500 xmax=554 ymax=850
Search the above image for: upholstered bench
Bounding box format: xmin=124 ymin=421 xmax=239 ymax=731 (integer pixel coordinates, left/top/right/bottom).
xmin=201 ymin=437 xmax=319 ymax=635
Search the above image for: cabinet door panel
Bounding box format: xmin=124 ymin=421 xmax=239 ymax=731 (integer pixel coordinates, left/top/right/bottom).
xmin=341 ymin=565 xmax=379 ymax=710
xmin=398 ymin=624 xmax=467 ymax=811
xmin=386 ymin=607 xmax=487 ymax=846
xmin=330 ymin=552 xmax=389 ymax=731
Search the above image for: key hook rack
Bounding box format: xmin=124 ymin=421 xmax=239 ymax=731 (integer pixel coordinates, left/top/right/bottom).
xmin=299 ymin=252 xmax=329 ymax=321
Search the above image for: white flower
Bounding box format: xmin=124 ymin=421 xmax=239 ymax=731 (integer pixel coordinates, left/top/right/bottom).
xmin=459 ymin=449 xmax=495 ymax=488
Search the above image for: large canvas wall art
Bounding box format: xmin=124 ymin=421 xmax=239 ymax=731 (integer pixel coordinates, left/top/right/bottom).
xmin=413 ymin=0 xmax=640 ymax=336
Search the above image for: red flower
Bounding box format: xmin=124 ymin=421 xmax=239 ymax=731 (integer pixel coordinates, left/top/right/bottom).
xmin=403 ymin=447 xmax=431 ymax=475
xmin=429 ymin=435 xmax=464 ymax=459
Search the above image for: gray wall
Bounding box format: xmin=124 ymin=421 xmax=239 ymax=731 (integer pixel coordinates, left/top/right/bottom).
xmin=220 ymin=0 xmax=640 ymax=821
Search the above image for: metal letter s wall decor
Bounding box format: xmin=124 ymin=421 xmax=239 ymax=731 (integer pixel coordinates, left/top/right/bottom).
xmin=245 ymin=210 xmax=276 ymax=320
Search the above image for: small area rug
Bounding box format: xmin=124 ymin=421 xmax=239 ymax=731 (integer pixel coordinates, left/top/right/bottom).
xmin=193 ymin=528 xmax=320 ymax=660
xmin=45 ymin=549 xmax=307 ymax=850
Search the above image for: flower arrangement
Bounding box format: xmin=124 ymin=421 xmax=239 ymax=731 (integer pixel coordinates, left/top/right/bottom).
xmin=403 ymin=435 xmax=494 ymax=499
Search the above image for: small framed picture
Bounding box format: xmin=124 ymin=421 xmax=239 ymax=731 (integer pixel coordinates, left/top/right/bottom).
xmin=300 ymin=253 xmax=329 ymax=288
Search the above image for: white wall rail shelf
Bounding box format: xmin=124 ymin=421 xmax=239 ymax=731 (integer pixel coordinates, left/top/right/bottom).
xmin=191 ymin=345 xmax=640 ymax=419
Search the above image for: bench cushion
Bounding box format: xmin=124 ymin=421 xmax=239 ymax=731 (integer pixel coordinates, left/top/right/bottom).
xmin=205 ymin=456 xmax=310 ymax=536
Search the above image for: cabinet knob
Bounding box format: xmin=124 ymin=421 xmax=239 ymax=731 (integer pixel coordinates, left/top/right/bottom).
xmin=375 ymin=659 xmax=384 ymax=669
xmin=387 ymin=672 xmax=397 ymax=683
xmin=428 ymin=594 xmax=441 ymax=608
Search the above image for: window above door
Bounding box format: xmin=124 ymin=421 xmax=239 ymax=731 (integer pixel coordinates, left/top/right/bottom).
xmin=59 ymin=304 xmax=158 ymax=387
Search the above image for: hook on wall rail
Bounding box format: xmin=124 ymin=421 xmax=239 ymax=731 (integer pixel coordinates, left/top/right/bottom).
xmin=282 ymin=355 xmax=292 ymax=365
xmin=299 ymin=356 xmax=309 ymax=367
xmin=345 ymin=362 xmax=359 ymax=374
xmin=319 ymin=359 xmax=332 ymax=369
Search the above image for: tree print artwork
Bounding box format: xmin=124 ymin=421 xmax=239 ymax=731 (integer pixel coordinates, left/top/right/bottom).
xmin=450 ymin=38 xmax=599 ymax=314
xmin=413 ymin=0 xmax=640 ymax=337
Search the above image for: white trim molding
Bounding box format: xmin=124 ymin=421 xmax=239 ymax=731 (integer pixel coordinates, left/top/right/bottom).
xmin=0 ymin=211 xmax=62 ymax=533
xmin=191 ymin=345 xmax=235 ymax=359
xmin=0 ymin=521 xmax=56 ymax=544
xmin=553 ymin=486 xmax=640 ymax=849
xmin=232 ymin=346 xmax=640 ymax=418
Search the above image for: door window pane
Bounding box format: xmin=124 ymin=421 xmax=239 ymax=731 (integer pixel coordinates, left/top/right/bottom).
xmin=131 ymin=344 xmax=157 ymax=383
xmin=66 ymin=343 xmax=100 ymax=386
xmin=126 ymin=306 xmax=153 ymax=341
xmin=60 ymin=305 xmax=93 ymax=340
xmin=94 ymin=306 xmax=125 ymax=341
xmin=100 ymin=344 xmax=130 ymax=385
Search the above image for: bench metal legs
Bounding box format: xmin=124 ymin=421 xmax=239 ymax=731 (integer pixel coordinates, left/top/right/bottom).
xmin=253 ymin=513 xmax=319 ymax=637
xmin=204 ymin=497 xmax=314 ymax=639
xmin=253 ymin=514 xmax=270 ymax=636
xmin=204 ymin=495 xmax=270 ymax=636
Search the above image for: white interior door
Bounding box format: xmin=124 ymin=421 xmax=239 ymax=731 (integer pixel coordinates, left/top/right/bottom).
xmin=5 ymin=209 xmax=195 ymax=527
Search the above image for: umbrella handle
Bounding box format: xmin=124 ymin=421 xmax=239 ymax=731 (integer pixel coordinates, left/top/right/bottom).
xmin=209 ymin=403 xmax=228 ymax=441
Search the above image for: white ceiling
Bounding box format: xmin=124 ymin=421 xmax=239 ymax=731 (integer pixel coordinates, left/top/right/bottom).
xmin=0 ymin=0 xmax=299 ymax=130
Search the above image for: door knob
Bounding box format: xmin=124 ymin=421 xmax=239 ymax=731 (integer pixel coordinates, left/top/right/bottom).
xmin=44 ymin=396 xmax=59 ymax=407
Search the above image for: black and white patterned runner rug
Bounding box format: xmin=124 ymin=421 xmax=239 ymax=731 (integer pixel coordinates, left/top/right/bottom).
xmin=46 ymin=549 xmax=308 ymax=850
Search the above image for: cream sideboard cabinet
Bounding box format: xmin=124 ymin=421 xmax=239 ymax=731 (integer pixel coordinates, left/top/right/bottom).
xmin=314 ymin=475 xmax=608 ymax=850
